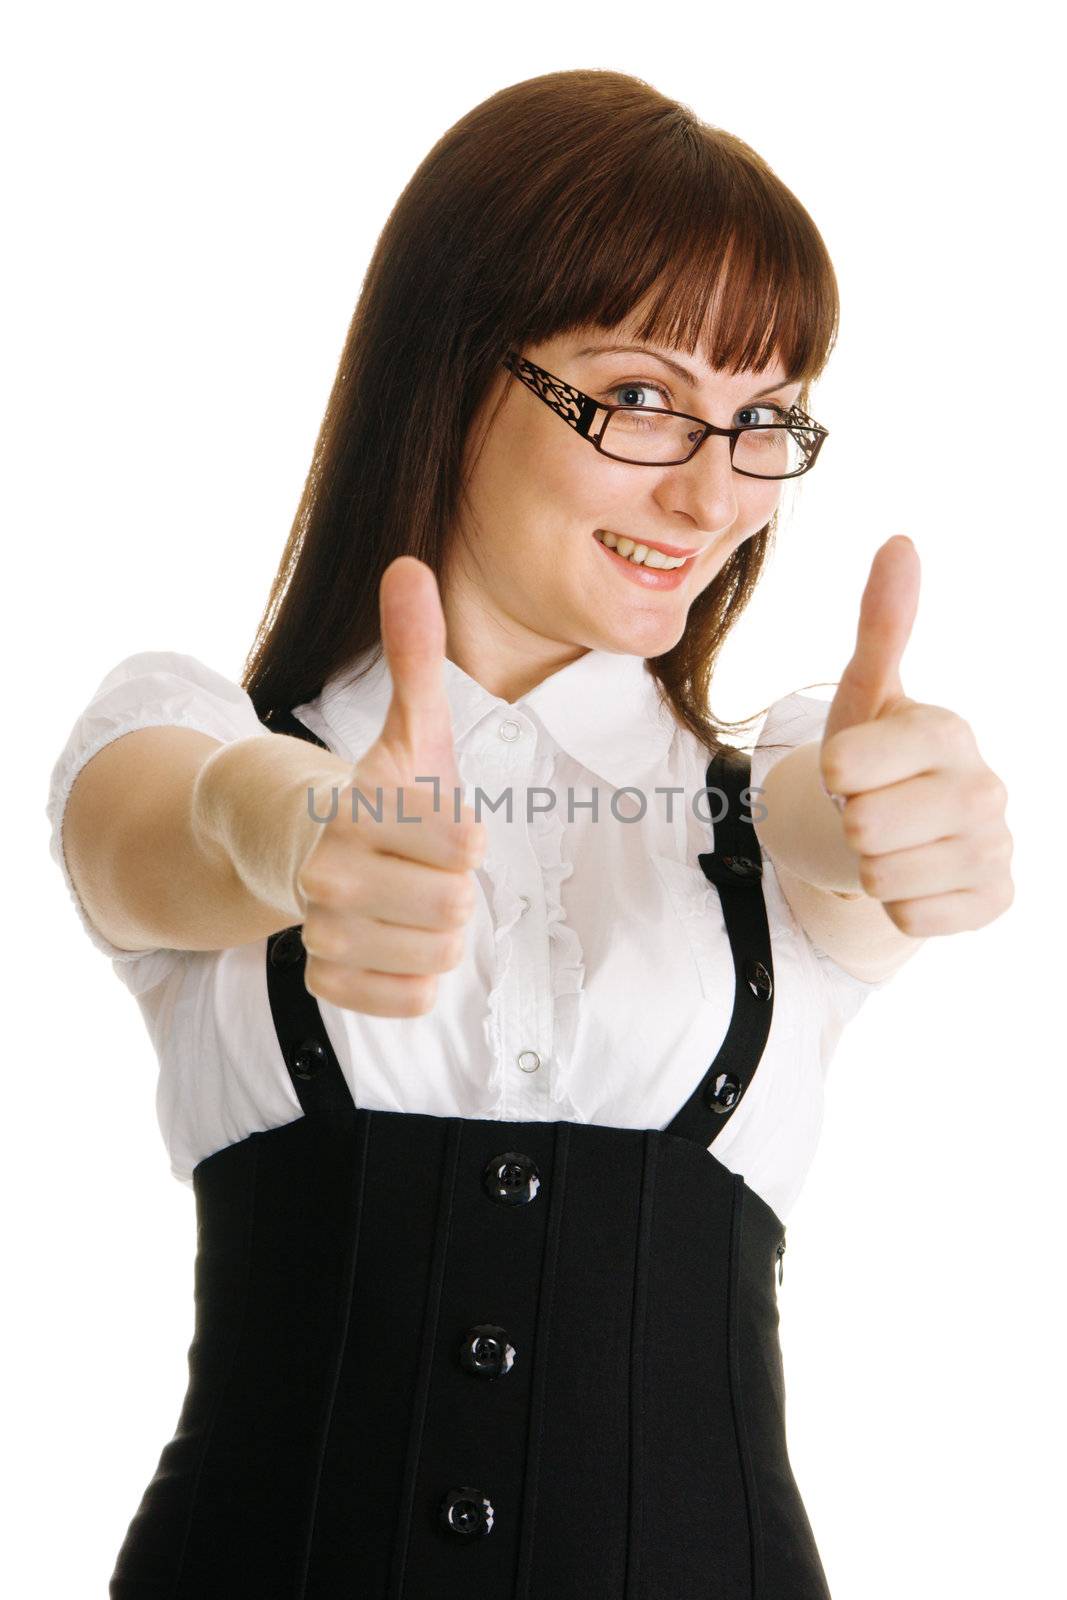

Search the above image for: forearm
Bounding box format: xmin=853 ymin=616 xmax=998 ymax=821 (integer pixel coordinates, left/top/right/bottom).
xmin=192 ymin=734 xmax=355 ymax=925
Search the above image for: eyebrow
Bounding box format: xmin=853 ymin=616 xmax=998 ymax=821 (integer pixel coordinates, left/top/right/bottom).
xmin=572 ymin=343 xmax=801 ymax=396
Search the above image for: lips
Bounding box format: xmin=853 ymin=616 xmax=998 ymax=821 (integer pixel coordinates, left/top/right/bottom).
xmin=592 ymin=530 xmax=694 ymax=590
xmin=595 ymin=530 xmax=699 ymax=559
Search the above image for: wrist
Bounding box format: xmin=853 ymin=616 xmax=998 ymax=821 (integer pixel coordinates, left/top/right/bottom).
xmin=753 ymin=739 xmax=864 ymax=893
xmin=192 ymin=737 xmax=352 ymax=921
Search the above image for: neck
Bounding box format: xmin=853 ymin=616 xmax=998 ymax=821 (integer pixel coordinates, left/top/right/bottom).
xmin=441 ymin=590 xmax=591 ymax=705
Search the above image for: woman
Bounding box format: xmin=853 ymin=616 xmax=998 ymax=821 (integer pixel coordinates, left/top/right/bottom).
xmin=47 ymin=68 xmax=1013 ymax=1599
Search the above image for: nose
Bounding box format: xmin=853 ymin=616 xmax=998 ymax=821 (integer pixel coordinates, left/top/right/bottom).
xmin=666 ymin=431 xmax=739 ymax=533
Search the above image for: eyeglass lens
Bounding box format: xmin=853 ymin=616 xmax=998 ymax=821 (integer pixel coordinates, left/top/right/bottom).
xmin=601 ymin=409 xmax=818 ymax=477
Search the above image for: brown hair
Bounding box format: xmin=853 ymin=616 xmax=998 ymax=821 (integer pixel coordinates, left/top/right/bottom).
xmin=242 ymin=67 xmax=840 ymax=757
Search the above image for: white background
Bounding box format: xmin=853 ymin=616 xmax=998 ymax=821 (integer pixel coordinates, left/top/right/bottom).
xmin=5 ymin=4 xmax=1063 ymax=1595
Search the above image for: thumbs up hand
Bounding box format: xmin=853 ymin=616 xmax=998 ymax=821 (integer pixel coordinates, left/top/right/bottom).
xmin=819 ymin=536 xmax=1014 ymax=937
xmin=297 ymin=556 xmax=488 ymax=1017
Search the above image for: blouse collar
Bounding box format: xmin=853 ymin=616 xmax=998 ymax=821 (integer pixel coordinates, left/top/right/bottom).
xmin=314 ymin=644 xmax=679 ymax=791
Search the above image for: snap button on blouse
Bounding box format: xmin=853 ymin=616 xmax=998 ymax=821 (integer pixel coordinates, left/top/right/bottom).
xmin=516 ymin=1049 xmax=541 ymax=1073
xmin=269 ymin=926 xmax=304 ymax=967
xmin=744 ymin=958 xmax=773 ymax=1001
xmin=723 ymin=853 xmax=761 ymax=879
xmin=459 ymin=1324 xmax=515 ymax=1379
xmin=482 ymin=1152 xmax=541 ymax=1205
xmin=707 ymin=1070 xmax=742 ymax=1113
xmin=498 ymin=719 xmax=521 ymax=741
xmin=290 ymin=1038 xmax=328 ymax=1080
xmin=439 ymin=1486 xmax=495 ymax=1537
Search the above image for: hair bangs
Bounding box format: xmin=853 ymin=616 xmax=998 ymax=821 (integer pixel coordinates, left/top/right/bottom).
xmin=517 ymin=117 xmax=838 ymax=393
xmin=630 ymin=216 xmax=838 ymax=387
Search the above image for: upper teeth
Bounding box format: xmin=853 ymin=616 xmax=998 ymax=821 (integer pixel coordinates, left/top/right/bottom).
xmin=595 ymin=530 xmax=688 ymax=569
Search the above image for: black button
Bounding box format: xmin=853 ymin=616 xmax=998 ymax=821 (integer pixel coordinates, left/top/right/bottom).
xmin=708 ymin=1071 xmax=742 ymax=1113
xmin=744 ymin=958 xmax=773 ymax=1001
xmin=290 ymin=1038 xmax=327 ymax=1080
xmin=270 ymin=926 xmax=305 ymax=967
xmin=697 ymin=850 xmax=764 ymax=890
xmin=459 ymin=1324 xmax=515 ymax=1379
xmin=482 ymin=1152 xmax=541 ymax=1206
xmin=439 ymin=1486 xmax=494 ymax=1537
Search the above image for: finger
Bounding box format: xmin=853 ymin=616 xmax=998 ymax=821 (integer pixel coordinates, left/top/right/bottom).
xmin=856 ymin=832 xmax=1003 ymax=902
xmin=881 ymin=887 xmax=1001 ymax=938
xmin=821 ymin=702 xmax=948 ymax=796
xmin=373 ymin=556 xmax=460 ymax=793
xmin=319 ymin=787 xmax=484 ymax=872
xmin=305 ymin=959 xmax=438 ymax=1019
xmin=838 ymin=769 xmax=978 ymax=856
xmin=321 ymin=850 xmax=478 ymax=932
xmin=824 ymin=536 xmax=920 ymax=739
xmin=308 ymin=914 xmax=469 ymax=978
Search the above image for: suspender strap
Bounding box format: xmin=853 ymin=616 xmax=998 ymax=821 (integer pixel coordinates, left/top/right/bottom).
xmin=663 ymin=744 xmax=776 ymax=1148
xmin=262 ymin=705 xmax=330 ymax=743
xmin=261 ymin=707 xmax=356 ymax=1118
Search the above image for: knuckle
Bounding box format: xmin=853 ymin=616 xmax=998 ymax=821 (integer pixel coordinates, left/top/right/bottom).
xmin=403 ymin=974 xmax=438 ymax=1014
xmin=437 ymin=929 xmax=467 ymax=971
xmin=975 ymin=827 xmax=1011 ymax=872
xmin=889 ymin=899 xmax=923 ymax=937
xmin=443 ymin=880 xmax=477 ymax=926
xmin=983 ymin=771 xmax=1009 ymax=815
xmin=458 ymin=819 xmax=488 ymax=865
xmin=820 ymin=748 xmax=846 ymax=793
xmin=943 ymin=709 xmax=975 ymax=756
xmin=303 ymin=859 xmax=362 ymax=909
xmin=962 ymin=833 xmax=989 ymax=874
xmin=296 ymin=860 xmax=332 ymax=905
xmin=962 ymin=781 xmax=988 ymax=825
xmin=303 ymin=955 xmax=351 ymax=1008
xmin=841 ymin=801 xmax=873 ymax=853
xmin=303 ymin=920 xmax=350 ymax=965
xmin=858 ymin=856 xmax=885 ymax=897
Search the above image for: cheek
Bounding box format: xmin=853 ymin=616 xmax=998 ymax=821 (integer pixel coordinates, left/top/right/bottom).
xmin=525 ymin=431 xmax=606 ymax=509
xmin=740 ymin=480 xmax=782 ymax=529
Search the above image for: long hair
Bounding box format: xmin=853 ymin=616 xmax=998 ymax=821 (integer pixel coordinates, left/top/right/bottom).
xmin=242 ymin=68 xmax=839 ymax=755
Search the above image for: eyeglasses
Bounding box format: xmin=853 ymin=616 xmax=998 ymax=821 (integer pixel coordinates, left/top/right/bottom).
xmin=501 ymin=351 xmax=828 ymax=480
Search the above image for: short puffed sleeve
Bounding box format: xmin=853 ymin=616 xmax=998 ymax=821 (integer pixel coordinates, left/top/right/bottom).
xmin=45 ymin=651 xmax=271 ymax=994
xmin=751 ymin=690 xmax=893 ymax=1041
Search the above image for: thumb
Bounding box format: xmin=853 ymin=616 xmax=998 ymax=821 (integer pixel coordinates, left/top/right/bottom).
xmin=823 ymin=535 xmax=920 ymax=745
xmin=364 ymin=556 xmax=461 ymax=798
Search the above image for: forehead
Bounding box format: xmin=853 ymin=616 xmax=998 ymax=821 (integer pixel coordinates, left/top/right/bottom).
xmin=559 ymin=324 xmax=797 ymax=389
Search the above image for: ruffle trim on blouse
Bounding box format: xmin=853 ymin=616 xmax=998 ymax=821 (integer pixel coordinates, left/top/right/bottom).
xmin=479 ymin=790 xmax=587 ymax=1117
xmin=480 ymin=848 xmax=530 ymax=1107
xmin=530 ymin=801 xmax=585 ymax=1112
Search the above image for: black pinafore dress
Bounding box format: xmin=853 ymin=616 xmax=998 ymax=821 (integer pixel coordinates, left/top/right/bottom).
xmin=108 ymin=709 xmax=833 ymax=1600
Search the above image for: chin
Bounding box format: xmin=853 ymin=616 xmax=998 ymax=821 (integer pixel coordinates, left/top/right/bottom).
xmin=597 ymin=616 xmax=685 ymax=659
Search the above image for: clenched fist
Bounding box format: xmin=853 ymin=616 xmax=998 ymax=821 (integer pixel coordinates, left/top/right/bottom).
xmin=821 ymin=536 xmax=1014 ymax=938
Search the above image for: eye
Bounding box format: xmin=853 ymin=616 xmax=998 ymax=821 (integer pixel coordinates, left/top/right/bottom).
xmin=607 ymin=378 xmax=673 ymax=409
xmin=736 ymin=403 xmax=791 ymax=427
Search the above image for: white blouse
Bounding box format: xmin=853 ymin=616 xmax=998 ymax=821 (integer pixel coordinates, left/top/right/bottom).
xmin=45 ymin=646 xmax=892 ymax=1223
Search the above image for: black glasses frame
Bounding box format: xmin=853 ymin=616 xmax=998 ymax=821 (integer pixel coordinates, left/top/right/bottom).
xmin=501 ymin=351 xmax=829 ymax=480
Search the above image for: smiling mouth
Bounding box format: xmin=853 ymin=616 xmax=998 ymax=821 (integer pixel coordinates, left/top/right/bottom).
xmin=593 ymin=529 xmax=697 ymax=570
